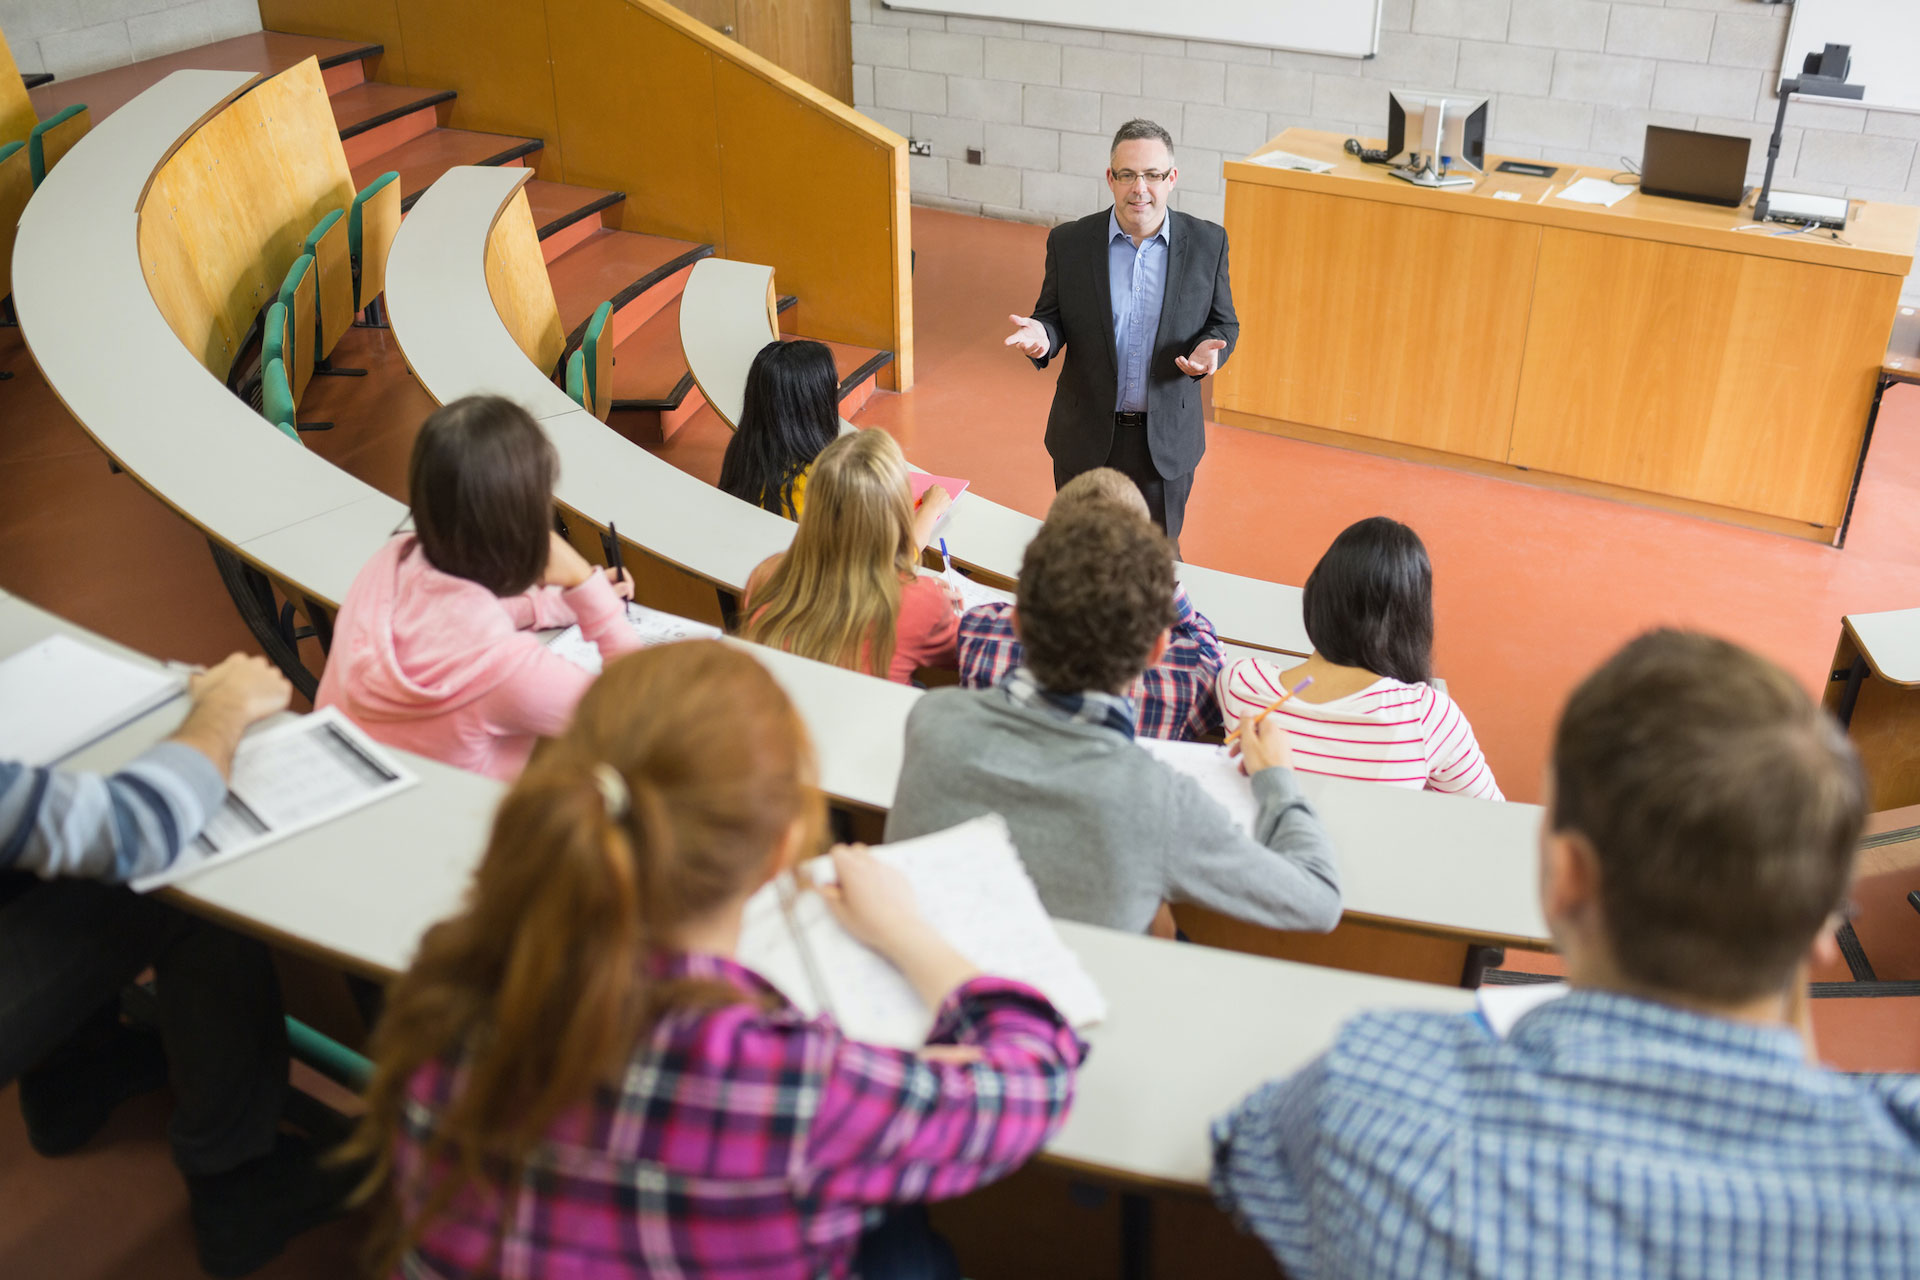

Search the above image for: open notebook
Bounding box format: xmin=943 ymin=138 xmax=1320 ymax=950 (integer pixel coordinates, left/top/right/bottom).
xmin=1140 ymin=738 xmax=1258 ymax=831
xmin=917 ymin=567 xmax=1014 ymax=614
xmin=544 ymin=604 xmax=724 ymax=675
xmin=0 ymin=634 xmax=186 ymax=765
xmin=133 ymin=708 xmax=416 ymax=892
xmin=737 ymin=814 xmax=1107 ymax=1050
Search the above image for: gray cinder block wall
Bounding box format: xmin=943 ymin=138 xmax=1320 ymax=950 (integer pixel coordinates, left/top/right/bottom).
xmin=850 ymin=0 xmax=1920 ymax=299
xmin=0 ymin=0 xmax=262 ymax=81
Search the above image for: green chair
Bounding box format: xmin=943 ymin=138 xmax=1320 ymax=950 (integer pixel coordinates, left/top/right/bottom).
xmin=348 ymin=171 xmax=401 ymax=326
xmin=27 ymin=102 xmax=88 ymax=186
xmin=261 ymin=358 xmax=301 ymax=442
xmin=565 ymin=348 xmax=590 ymax=414
xmin=582 ymin=301 xmax=614 ymax=422
xmin=302 ymin=208 xmax=362 ymax=375
xmin=262 ymin=302 xmax=288 ymax=373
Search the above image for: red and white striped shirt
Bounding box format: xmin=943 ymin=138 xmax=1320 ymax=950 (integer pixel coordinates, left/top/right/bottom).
xmin=1217 ymin=657 xmax=1503 ymax=800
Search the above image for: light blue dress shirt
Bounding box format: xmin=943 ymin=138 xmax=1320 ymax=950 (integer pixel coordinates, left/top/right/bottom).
xmin=1212 ymin=988 xmax=1920 ymax=1280
xmin=1107 ymin=208 xmax=1170 ymax=415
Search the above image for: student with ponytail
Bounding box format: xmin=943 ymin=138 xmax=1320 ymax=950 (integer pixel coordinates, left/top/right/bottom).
xmin=740 ymin=427 xmax=960 ymax=684
xmin=349 ymin=642 xmax=1082 ymax=1279
xmin=317 ymin=396 xmax=640 ymax=780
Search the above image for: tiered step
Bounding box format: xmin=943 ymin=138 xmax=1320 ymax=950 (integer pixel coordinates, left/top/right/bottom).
xmin=525 ymin=180 xmax=627 ymax=260
xmin=350 ymin=129 xmax=543 ymax=211
xmin=28 ymin=31 xmax=382 ymax=121
xmin=809 ymin=336 xmax=896 ymax=418
xmin=331 ymin=82 xmax=453 ymax=167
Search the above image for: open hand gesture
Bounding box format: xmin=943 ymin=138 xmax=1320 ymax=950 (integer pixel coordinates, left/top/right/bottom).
xmin=1004 ymin=314 xmax=1048 ymax=359
xmin=1175 ymin=338 xmax=1227 ymax=378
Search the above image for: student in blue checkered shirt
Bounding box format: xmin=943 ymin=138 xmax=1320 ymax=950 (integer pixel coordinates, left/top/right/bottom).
xmin=1213 ymin=629 xmax=1920 ymax=1279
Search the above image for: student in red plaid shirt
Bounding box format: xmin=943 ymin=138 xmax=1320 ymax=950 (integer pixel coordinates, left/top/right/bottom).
xmin=347 ymin=642 xmax=1083 ymax=1279
xmin=958 ymin=468 xmax=1224 ymax=740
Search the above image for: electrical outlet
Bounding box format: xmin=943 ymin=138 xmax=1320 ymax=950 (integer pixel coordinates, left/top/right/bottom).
xmin=908 ymin=138 xmax=933 ymax=157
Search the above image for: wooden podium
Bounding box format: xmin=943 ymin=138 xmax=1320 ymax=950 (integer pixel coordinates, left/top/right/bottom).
xmin=1219 ymin=129 xmax=1920 ymax=543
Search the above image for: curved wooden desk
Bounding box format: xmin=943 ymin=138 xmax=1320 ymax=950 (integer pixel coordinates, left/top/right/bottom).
xmin=1824 ymin=606 xmax=1920 ymax=812
xmin=2 ymin=588 xmax=1476 ymax=1193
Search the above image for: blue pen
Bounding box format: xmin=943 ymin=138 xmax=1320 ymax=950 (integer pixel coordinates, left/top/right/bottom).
xmin=939 ymin=538 xmax=951 ymax=575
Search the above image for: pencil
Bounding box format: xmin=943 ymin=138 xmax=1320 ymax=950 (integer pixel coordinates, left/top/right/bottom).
xmin=1222 ymin=675 xmax=1315 ymax=746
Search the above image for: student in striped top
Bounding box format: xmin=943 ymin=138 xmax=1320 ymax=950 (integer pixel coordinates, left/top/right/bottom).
xmin=1217 ymin=517 xmax=1501 ymax=800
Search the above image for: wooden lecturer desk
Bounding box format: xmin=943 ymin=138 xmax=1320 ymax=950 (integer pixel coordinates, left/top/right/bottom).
xmin=1220 ymin=129 xmax=1920 ymax=543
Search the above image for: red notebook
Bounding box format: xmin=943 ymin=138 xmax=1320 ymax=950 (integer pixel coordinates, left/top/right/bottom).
xmin=909 ymin=471 xmax=969 ymax=507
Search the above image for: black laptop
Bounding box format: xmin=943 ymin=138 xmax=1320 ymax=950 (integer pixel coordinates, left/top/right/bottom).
xmin=1640 ymin=126 xmax=1752 ymax=207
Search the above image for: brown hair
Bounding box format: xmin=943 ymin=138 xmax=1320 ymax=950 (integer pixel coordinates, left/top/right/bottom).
xmin=1551 ymin=629 xmax=1865 ymax=1003
xmin=408 ymin=396 xmax=556 ymax=596
xmin=1110 ymin=118 xmax=1175 ymax=163
xmin=1016 ymin=507 xmax=1175 ymax=695
xmin=739 ymin=428 xmax=918 ymax=678
xmin=1049 ymin=467 xmax=1149 ymax=522
xmin=346 ymin=642 xmax=824 ymax=1272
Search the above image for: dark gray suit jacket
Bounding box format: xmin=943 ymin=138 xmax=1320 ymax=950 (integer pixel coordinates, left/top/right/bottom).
xmin=1030 ymin=208 xmax=1239 ymax=479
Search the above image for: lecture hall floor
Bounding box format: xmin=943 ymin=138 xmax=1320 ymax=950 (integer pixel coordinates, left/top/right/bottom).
xmin=3 ymin=199 xmax=1919 ymax=1275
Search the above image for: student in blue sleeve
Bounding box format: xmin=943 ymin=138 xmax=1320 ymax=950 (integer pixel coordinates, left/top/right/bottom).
xmin=0 ymin=652 xmax=359 ymax=1276
xmin=1211 ymin=629 xmax=1920 ymax=1280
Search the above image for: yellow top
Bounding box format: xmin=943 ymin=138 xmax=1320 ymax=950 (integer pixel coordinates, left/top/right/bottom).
xmin=781 ymin=465 xmax=811 ymax=520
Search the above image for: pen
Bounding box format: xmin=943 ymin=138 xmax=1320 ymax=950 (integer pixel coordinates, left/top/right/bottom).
xmin=604 ymin=519 xmax=625 ymax=589
xmin=1222 ymin=675 xmax=1314 ymax=747
xmin=939 ymin=537 xmax=951 ymax=575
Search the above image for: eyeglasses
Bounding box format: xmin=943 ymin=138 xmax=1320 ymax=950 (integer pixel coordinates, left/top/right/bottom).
xmin=1110 ymin=169 xmax=1173 ymax=186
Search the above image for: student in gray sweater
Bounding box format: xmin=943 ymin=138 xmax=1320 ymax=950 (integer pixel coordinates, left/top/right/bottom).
xmin=886 ymin=503 xmax=1341 ymax=935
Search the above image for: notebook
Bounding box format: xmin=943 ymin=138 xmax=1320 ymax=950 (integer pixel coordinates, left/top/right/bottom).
xmin=737 ymin=814 xmax=1107 ymax=1050
xmin=0 ymin=635 xmax=187 ymax=765
xmin=1139 ymin=738 xmax=1258 ymax=831
xmin=909 ymin=470 xmax=970 ymax=508
xmin=917 ymin=567 xmax=1014 ymax=614
xmin=543 ymin=604 xmax=725 ymax=675
xmin=133 ymin=708 xmax=416 ymax=891
xmin=1476 ymin=982 xmax=1568 ymax=1038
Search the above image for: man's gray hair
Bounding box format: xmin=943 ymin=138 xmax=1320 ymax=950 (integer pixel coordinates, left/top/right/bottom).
xmin=1109 ymin=119 xmax=1175 ymax=164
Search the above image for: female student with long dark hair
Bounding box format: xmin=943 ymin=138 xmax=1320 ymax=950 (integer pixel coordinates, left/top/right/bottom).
xmin=316 ymin=396 xmax=639 ymax=780
xmin=717 ymin=339 xmax=841 ymax=518
xmin=1216 ymin=516 xmax=1501 ymax=799
xmin=740 ymin=427 xmax=959 ymax=684
xmin=348 ymin=643 xmax=1082 ymax=1278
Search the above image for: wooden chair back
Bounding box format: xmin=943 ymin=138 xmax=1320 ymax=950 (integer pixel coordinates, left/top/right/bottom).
xmin=302 ymin=208 xmax=353 ymax=360
xmin=482 ymin=186 xmax=564 ymax=377
xmin=349 ymin=172 xmax=401 ymax=311
xmin=279 ymin=254 xmax=317 ymax=398
xmin=0 ymin=29 xmax=35 ymax=147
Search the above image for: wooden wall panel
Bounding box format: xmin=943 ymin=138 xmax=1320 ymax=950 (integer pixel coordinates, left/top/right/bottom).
xmin=715 ymin=58 xmax=909 ymax=379
xmin=485 ymin=189 xmax=566 ymax=376
xmin=736 ymin=0 xmax=852 ymax=105
xmin=138 ymin=60 xmax=358 ymax=376
xmin=1217 ymin=182 xmax=1537 ymax=463
xmin=545 ymin=0 xmax=726 ymax=248
xmin=390 ymin=0 xmax=564 ymax=178
xmin=1510 ymin=228 xmax=1899 ymax=527
xmin=256 ymin=0 xmax=410 ymax=80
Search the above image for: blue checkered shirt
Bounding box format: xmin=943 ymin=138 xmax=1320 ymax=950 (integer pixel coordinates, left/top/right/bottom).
xmin=958 ymin=584 xmax=1224 ymax=740
xmin=1212 ymin=988 xmax=1920 ymax=1280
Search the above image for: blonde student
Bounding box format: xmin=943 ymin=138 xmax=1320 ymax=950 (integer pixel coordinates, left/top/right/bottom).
xmin=1217 ymin=517 xmax=1500 ymax=799
xmin=317 ymin=396 xmax=639 ymax=780
xmin=348 ymin=643 xmax=1081 ymax=1279
xmin=741 ymin=428 xmax=959 ymax=684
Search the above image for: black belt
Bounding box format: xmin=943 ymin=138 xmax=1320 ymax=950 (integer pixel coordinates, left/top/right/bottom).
xmin=1114 ymin=411 xmax=1147 ymax=426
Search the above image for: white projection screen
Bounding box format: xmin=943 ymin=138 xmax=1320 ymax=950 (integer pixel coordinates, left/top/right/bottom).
xmin=880 ymin=0 xmax=1383 ymax=59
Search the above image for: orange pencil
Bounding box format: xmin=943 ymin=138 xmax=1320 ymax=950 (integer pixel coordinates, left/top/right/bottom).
xmin=1222 ymin=676 xmax=1314 ymax=746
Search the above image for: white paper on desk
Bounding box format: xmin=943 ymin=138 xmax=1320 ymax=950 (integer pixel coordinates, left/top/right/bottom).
xmin=737 ymin=814 xmax=1107 ymax=1049
xmin=543 ymin=605 xmax=724 ymax=675
xmin=0 ymin=635 xmax=186 ymax=765
xmin=1552 ymin=177 xmax=1631 ymax=208
xmin=918 ymin=567 xmax=1014 ymax=614
xmin=1246 ymin=149 xmax=1334 ymax=174
xmin=132 ymin=708 xmax=415 ymax=891
xmin=1475 ymin=982 xmax=1568 ymax=1038
xmin=1140 ymin=738 xmax=1258 ymax=833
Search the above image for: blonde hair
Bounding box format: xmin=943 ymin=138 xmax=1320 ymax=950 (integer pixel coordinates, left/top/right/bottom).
xmin=346 ymin=643 xmax=824 ymax=1274
xmin=740 ymin=428 xmax=919 ymax=678
xmin=1050 ymin=467 xmax=1149 ymax=522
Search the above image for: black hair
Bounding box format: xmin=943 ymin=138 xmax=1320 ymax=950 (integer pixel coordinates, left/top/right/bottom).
xmin=717 ymin=340 xmax=841 ymax=516
xmin=408 ymin=396 xmax=556 ymax=597
xmin=1301 ymin=517 xmax=1434 ymax=685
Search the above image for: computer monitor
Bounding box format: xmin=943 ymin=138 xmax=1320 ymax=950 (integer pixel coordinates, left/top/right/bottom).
xmin=1386 ymin=91 xmax=1488 ymax=187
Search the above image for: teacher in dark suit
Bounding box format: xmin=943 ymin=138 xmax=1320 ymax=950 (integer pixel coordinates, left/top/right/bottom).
xmin=1006 ymin=118 xmax=1238 ymax=544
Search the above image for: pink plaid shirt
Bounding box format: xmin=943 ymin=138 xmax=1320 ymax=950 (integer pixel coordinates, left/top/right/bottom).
xmin=393 ymin=953 xmax=1082 ymax=1278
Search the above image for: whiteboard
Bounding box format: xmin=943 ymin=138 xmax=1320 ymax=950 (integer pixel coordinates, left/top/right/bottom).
xmin=1784 ymin=0 xmax=1920 ymax=115
xmin=881 ymin=0 xmax=1381 ymax=59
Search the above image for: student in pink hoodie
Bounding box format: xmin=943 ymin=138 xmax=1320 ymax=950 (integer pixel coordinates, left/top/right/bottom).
xmin=317 ymin=396 xmax=641 ymax=780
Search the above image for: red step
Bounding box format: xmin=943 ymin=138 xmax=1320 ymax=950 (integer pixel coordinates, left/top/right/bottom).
xmin=545 ymin=228 xmax=711 ymax=346
xmin=29 ymin=31 xmax=381 ymax=121
xmin=349 ymin=129 xmax=543 ymax=211
xmin=330 ymin=82 xmax=453 ymax=168
xmin=524 ymin=181 xmax=627 ymax=261
xmin=605 ymin=295 xmax=708 ymax=442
